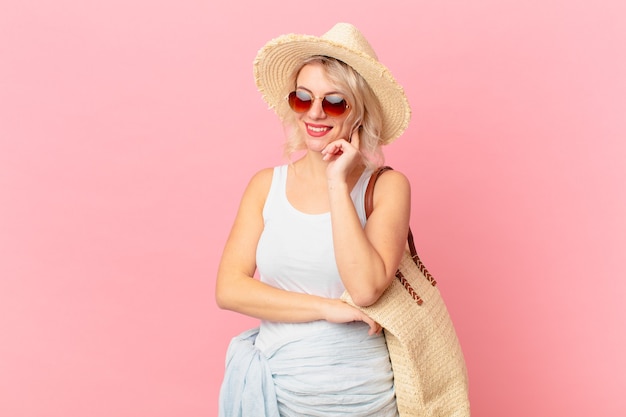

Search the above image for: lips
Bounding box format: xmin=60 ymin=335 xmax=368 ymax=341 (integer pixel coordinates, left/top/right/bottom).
xmin=306 ymin=123 xmax=332 ymax=137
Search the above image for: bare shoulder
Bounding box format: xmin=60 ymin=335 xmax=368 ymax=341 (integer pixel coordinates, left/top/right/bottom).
xmin=248 ymin=167 xmax=274 ymax=190
xmin=243 ymin=167 xmax=274 ymax=204
xmin=373 ymin=168 xmax=411 ymax=198
xmin=227 ymin=167 xmax=274 ymax=239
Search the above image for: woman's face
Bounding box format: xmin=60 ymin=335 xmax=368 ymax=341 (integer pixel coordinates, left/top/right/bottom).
xmin=292 ymin=63 xmax=353 ymax=153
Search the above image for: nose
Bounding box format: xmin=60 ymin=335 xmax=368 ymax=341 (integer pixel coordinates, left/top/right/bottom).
xmin=307 ymin=97 xmax=327 ymax=120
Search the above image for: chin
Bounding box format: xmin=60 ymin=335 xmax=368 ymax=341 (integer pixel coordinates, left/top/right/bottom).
xmin=304 ymin=137 xmax=330 ymax=152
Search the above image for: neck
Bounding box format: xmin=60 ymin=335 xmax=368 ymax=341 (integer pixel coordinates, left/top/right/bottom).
xmin=295 ymin=151 xmax=329 ymax=177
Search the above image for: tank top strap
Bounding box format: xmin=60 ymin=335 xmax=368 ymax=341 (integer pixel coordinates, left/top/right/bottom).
xmin=351 ymin=168 xmax=374 ymax=227
xmin=262 ymin=165 xmax=288 ymax=220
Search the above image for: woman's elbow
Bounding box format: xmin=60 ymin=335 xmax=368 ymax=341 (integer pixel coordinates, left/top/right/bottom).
xmin=215 ymin=290 xmax=228 ymax=310
xmin=215 ymin=282 xmax=235 ymax=311
xmin=349 ymin=273 xmax=393 ymax=307
xmin=350 ymin=287 xmax=385 ymax=308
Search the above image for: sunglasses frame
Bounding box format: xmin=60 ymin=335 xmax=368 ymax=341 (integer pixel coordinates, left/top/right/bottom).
xmin=286 ymin=90 xmax=351 ymax=117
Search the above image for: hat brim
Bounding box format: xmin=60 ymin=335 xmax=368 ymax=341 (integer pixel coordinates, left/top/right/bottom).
xmin=254 ymin=33 xmax=411 ymax=144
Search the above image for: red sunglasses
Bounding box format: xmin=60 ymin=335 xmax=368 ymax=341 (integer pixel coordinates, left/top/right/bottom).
xmin=287 ymin=90 xmax=350 ymax=117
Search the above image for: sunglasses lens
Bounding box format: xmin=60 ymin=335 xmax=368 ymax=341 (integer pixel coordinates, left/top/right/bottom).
xmin=288 ymin=91 xmax=312 ymax=113
xmin=287 ymin=91 xmax=349 ymax=117
xmin=322 ymin=96 xmax=348 ymax=117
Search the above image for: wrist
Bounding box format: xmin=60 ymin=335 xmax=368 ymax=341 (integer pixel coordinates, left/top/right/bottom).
xmin=327 ymin=178 xmax=349 ymax=193
xmin=316 ymin=297 xmax=334 ymax=322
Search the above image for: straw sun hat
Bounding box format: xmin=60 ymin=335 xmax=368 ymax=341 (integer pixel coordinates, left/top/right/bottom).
xmin=253 ymin=22 xmax=411 ymax=144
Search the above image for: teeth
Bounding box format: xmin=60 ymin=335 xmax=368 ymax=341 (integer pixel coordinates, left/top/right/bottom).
xmin=308 ymin=126 xmax=330 ymax=132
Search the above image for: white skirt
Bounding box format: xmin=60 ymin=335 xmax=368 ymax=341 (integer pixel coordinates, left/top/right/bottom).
xmin=219 ymin=321 xmax=398 ymax=417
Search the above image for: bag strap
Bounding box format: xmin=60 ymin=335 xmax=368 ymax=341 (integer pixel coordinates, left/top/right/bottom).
xmin=365 ymin=166 xmax=437 ymax=293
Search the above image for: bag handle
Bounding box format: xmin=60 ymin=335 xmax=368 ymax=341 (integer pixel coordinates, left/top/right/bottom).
xmin=365 ymin=166 xmax=437 ymax=292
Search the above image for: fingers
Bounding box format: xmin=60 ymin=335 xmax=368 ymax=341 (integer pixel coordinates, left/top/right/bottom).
xmin=327 ymin=299 xmax=382 ymax=336
xmin=360 ymin=313 xmax=383 ymax=336
xmin=321 ymin=141 xmax=344 ymax=161
xmin=368 ymin=321 xmax=383 ymax=336
xmin=321 ymin=133 xmax=359 ymax=162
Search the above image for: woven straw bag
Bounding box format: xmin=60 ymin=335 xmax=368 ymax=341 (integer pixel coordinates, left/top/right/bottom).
xmin=341 ymin=166 xmax=470 ymax=417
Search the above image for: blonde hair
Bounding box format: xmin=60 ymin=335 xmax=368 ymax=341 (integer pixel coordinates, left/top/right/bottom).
xmin=278 ymin=56 xmax=385 ymax=169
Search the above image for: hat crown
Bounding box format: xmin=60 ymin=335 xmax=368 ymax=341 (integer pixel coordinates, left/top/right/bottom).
xmin=321 ymin=23 xmax=378 ymax=60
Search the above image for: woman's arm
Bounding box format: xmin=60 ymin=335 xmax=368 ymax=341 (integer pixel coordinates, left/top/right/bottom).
xmin=215 ymin=168 xmax=382 ymax=333
xmin=329 ymin=168 xmax=411 ymax=307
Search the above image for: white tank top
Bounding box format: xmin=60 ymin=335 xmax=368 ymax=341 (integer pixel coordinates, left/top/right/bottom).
xmin=255 ymin=164 xmax=372 ymax=351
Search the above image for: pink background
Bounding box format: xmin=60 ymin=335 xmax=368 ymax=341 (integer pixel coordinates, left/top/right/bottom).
xmin=1 ymin=1 xmax=625 ymax=416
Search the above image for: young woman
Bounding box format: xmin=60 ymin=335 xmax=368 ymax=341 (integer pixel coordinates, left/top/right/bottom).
xmin=216 ymin=23 xmax=412 ymax=416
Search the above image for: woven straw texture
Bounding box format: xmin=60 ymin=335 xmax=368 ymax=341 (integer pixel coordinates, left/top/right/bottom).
xmin=253 ymin=23 xmax=411 ymax=144
xmin=341 ymin=248 xmax=470 ymax=416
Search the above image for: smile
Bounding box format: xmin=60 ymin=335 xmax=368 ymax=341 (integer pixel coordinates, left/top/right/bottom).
xmin=306 ymin=123 xmax=332 ymax=135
